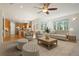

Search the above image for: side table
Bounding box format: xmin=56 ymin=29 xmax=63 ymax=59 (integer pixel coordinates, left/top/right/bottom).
xmin=67 ymin=35 xmax=76 ymax=42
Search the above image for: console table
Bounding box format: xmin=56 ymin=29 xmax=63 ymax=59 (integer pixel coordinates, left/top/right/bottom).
xmin=67 ymin=35 xmax=76 ymax=42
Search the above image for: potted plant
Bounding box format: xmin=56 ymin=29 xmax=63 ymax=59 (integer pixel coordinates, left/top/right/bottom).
xmin=45 ymin=27 xmax=50 ymax=40
xmin=45 ymin=27 xmax=50 ymax=33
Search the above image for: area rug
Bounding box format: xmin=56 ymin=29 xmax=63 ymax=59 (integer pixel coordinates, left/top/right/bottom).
xmin=0 ymin=39 xmax=77 ymax=56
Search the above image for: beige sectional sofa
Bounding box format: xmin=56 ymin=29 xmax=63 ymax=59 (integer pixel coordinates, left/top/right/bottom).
xmin=36 ymin=31 xmax=68 ymax=41
xmin=50 ymin=31 xmax=68 ymax=41
xmin=50 ymin=34 xmax=67 ymax=40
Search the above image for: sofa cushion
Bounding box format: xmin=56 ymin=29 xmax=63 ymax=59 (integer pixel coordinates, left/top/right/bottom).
xmin=50 ymin=34 xmax=67 ymax=40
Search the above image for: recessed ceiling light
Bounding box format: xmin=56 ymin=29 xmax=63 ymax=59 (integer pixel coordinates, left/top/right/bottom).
xmin=20 ymin=5 xmax=23 ymax=8
xmin=72 ymin=17 xmax=77 ymax=21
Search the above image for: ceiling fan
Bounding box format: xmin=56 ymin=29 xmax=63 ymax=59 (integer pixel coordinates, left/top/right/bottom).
xmin=35 ymin=3 xmax=57 ymax=14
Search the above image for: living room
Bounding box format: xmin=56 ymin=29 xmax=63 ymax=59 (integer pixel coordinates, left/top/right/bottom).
xmin=0 ymin=3 xmax=79 ymax=56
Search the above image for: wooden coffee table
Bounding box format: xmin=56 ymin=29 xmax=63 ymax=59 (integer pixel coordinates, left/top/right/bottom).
xmin=38 ymin=38 xmax=57 ymax=49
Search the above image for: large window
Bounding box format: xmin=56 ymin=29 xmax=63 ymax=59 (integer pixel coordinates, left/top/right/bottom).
xmin=53 ymin=19 xmax=69 ymax=31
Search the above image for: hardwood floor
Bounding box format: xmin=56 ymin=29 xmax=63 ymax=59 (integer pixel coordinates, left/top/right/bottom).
xmin=3 ymin=35 xmax=24 ymax=42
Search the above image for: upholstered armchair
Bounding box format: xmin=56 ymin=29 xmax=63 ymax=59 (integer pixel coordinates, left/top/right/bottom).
xmin=36 ymin=31 xmax=44 ymax=39
xmin=25 ymin=31 xmax=33 ymax=41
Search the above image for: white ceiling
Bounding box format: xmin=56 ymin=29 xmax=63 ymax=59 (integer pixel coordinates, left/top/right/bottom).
xmin=0 ymin=3 xmax=79 ymax=23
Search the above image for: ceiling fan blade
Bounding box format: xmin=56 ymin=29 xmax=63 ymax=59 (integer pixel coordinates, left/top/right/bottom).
xmin=48 ymin=8 xmax=57 ymax=10
xmin=34 ymin=7 xmax=42 ymax=9
xmin=37 ymin=11 xmax=42 ymax=13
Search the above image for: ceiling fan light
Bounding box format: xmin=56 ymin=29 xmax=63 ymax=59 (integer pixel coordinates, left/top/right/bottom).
xmin=42 ymin=9 xmax=48 ymax=12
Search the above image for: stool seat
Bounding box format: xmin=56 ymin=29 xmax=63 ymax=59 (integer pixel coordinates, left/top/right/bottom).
xmin=22 ymin=43 xmax=39 ymax=56
xmin=16 ymin=39 xmax=28 ymax=50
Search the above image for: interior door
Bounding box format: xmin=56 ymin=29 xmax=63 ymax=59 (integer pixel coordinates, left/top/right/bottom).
xmin=3 ymin=17 xmax=10 ymax=41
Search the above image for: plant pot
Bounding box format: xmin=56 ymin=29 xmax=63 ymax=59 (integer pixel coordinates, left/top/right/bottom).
xmin=45 ymin=33 xmax=49 ymax=40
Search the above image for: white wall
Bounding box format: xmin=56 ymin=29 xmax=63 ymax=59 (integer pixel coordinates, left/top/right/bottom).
xmin=10 ymin=21 xmax=15 ymax=35
xmin=69 ymin=14 xmax=79 ymax=40
xmin=0 ymin=11 xmax=3 ymax=45
xmin=74 ymin=19 xmax=79 ymax=40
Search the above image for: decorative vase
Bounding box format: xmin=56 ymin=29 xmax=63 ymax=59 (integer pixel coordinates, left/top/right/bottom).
xmin=45 ymin=33 xmax=49 ymax=40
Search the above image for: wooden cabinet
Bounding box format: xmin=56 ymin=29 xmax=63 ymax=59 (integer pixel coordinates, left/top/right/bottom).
xmin=67 ymin=35 xmax=76 ymax=42
xmin=4 ymin=17 xmax=11 ymax=41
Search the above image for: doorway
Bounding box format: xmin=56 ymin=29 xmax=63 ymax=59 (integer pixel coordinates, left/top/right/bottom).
xmin=3 ymin=17 xmax=11 ymax=41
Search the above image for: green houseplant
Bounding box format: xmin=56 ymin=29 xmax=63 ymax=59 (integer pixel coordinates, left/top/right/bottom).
xmin=45 ymin=27 xmax=50 ymax=40
xmin=45 ymin=27 xmax=50 ymax=33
